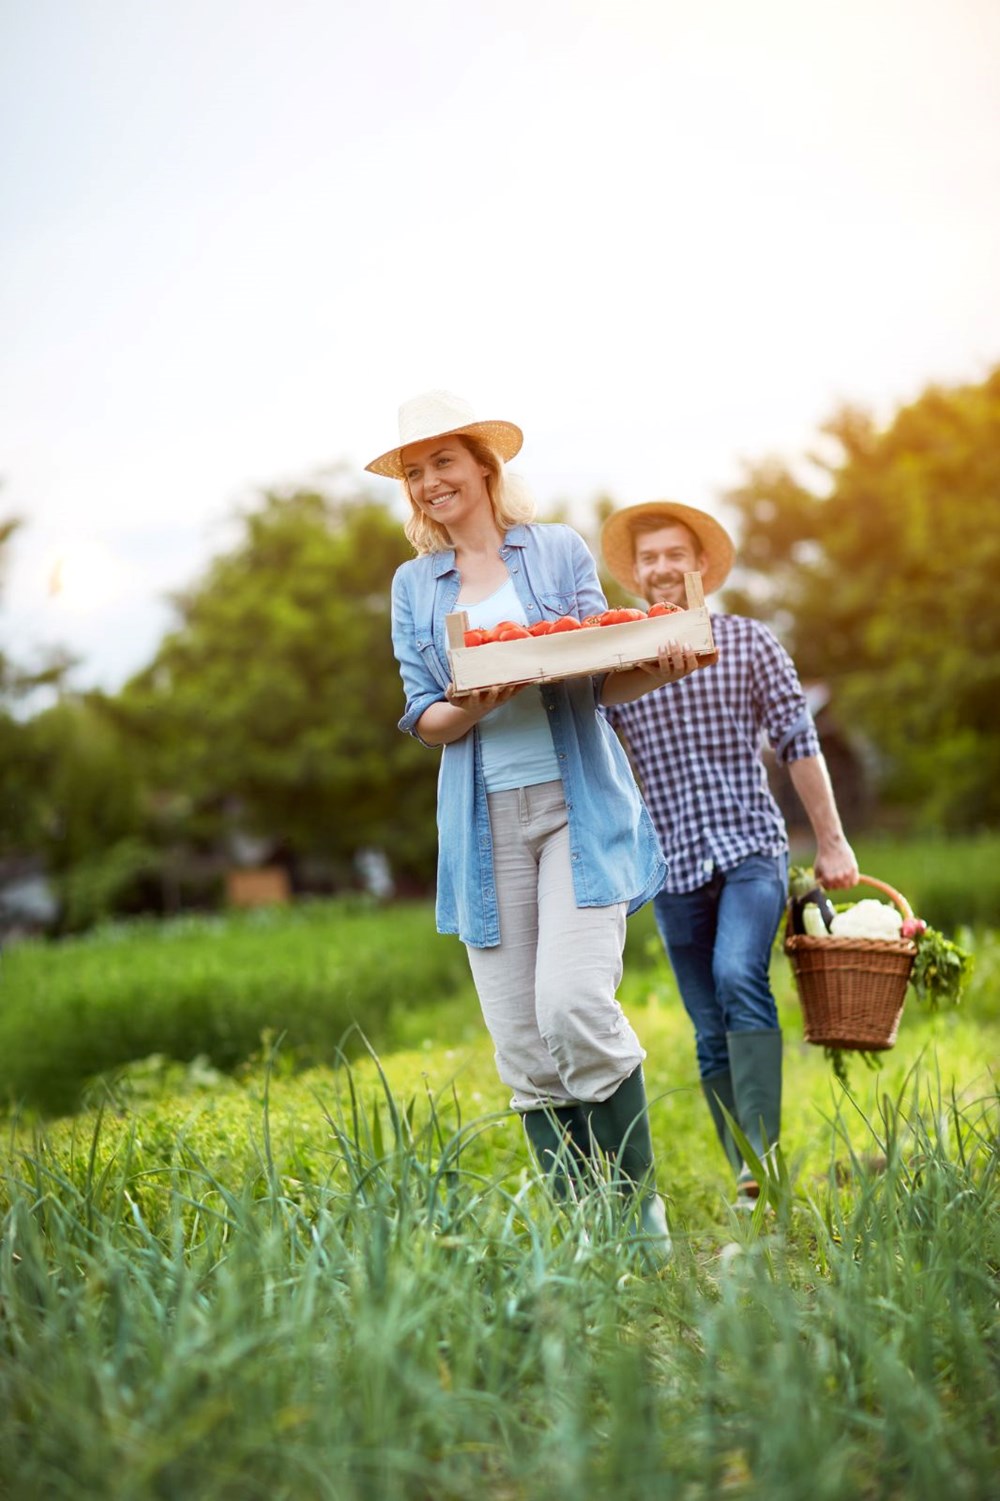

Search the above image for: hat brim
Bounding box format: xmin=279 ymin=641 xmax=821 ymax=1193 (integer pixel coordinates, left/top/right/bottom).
xmin=365 ymin=420 xmax=523 ymax=479
xmin=601 ymin=501 xmax=735 ymax=597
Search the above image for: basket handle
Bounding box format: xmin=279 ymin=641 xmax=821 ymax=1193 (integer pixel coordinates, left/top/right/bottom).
xmin=854 ymin=874 xmax=914 ymax=922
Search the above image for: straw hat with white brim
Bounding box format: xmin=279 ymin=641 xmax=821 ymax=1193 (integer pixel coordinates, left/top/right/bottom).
xmin=365 ymin=390 xmax=523 ymax=480
xmin=601 ymin=501 xmax=735 ymax=597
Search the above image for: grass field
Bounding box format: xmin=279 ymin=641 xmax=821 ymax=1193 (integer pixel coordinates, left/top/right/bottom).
xmin=1 ymin=883 xmax=998 ymax=1499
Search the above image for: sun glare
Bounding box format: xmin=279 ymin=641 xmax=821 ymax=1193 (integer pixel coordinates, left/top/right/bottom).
xmin=47 ymin=543 xmax=128 ymax=615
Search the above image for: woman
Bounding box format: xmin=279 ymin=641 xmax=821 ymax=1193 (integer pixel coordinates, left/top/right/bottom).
xmin=369 ymin=391 xmax=701 ymax=1262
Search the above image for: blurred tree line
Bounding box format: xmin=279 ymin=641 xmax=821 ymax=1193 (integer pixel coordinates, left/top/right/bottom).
xmin=2 ymin=365 xmax=998 ymax=932
xmin=721 ymin=364 xmax=1000 ymax=830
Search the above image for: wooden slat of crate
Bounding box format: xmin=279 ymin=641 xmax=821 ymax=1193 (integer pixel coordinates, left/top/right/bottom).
xmin=446 ymin=572 xmax=715 ymax=695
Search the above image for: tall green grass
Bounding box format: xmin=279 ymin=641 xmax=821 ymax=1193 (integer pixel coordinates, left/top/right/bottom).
xmin=2 ymin=1058 xmax=997 ymax=1500
xmin=0 ymin=898 xmax=470 ymax=1116
xmin=1 ymin=830 xmax=995 ymax=1119
xmin=3 ymin=835 xmax=996 ymax=1495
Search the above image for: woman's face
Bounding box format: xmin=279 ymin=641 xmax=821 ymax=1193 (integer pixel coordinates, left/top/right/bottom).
xmin=401 ymin=435 xmax=491 ymax=528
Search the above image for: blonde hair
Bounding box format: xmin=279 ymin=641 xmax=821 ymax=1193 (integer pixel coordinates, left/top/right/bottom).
xmin=401 ymin=433 xmax=536 ymax=555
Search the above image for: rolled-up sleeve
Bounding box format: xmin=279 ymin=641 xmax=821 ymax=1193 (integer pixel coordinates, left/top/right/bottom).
xmin=753 ymin=628 xmax=821 ymax=764
xmin=391 ymin=569 xmax=446 ymax=740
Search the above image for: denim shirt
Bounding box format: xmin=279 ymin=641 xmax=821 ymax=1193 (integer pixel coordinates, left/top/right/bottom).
xmin=390 ymin=522 xmax=667 ymax=947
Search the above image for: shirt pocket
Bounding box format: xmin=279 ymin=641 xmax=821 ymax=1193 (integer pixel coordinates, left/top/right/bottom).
xmin=535 ymin=586 xmax=579 ymax=619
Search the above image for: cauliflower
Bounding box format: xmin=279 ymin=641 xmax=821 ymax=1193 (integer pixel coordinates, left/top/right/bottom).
xmin=830 ymin=899 xmax=903 ymax=941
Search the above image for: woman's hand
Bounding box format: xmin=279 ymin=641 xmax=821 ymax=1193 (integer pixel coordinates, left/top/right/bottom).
xmin=416 ymin=682 xmax=525 ymax=745
xmin=446 ymin=682 xmax=524 ymax=714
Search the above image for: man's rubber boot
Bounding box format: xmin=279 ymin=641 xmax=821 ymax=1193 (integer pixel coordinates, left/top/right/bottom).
xmin=521 ymin=1104 xmax=590 ymax=1201
xmin=701 ymin=1068 xmax=742 ymax=1174
xmin=727 ymin=1029 xmax=783 ymax=1210
xmin=581 ymin=1066 xmax=672 ymax=1265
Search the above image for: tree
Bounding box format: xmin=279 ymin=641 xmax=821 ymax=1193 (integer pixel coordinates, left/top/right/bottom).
xmin=0 ymin=519 xmax=70 ymax=864
xmin=115 ymin=484 xmax=439 ymax=886
xmin=0 ymin=509 xmax=77 ymax=706
xmin=722 ymin=366 xmax=1000 ymax=830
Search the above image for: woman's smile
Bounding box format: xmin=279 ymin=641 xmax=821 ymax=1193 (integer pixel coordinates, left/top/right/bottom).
xmin=401 ymin=436 xmax=492 ymax=522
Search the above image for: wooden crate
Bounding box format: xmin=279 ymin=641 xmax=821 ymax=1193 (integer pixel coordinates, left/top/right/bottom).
xmin=446 ymin=572 xmax=716 ymax=695
xmin=225 ymin=866 xmax=291 ymax=908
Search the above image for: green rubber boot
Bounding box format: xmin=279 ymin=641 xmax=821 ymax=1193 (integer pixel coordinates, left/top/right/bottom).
xmin=521 ymin=1104 xmax=590 ymax=1200
xmin=581 ymin=1066 xmax=672 ymax=1265
xmin=701 ymin=1068 xmax=743 ymax=1173
xmin=727 ymin=1029 xmax=783 ymax=1209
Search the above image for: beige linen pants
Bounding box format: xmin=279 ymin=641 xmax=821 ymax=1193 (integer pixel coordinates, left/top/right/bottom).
xmin=465 ymin=780 xmax=646 ymax=1110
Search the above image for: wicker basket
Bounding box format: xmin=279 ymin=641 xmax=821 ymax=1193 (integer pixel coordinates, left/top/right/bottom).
xmin=784 ymin=875 xmax=918 ymax=1051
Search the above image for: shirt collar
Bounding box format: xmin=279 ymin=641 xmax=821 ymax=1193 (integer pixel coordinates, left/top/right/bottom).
xmin=431 ymin=525 xmax=529 ymax=577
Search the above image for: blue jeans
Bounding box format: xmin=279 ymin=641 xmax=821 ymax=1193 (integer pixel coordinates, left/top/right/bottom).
xmin=652 ymin=853 xmax=788 ymax=1079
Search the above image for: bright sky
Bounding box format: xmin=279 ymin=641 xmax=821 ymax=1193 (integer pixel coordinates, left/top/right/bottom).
xmin=2 ymin=0 xmax=999 ymax=692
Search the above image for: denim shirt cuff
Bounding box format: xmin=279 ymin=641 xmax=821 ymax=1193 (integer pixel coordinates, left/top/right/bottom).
xmin=399 ymin=692 xmax=445 ymax=745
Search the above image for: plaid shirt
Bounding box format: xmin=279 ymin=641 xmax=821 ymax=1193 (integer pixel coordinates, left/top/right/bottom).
xmin=604 ymin=613 xmax=821 ymax=893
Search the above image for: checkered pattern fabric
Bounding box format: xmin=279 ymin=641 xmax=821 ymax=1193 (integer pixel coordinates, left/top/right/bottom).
xmin=604 ymin=613 xmax=821 ymax=893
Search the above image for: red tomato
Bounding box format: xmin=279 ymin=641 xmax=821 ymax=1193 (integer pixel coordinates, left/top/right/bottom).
xmin=529 ymin=619 xmax=557 ymax=636
xmin=496 ymin=624 xmax=531 ymax=640
xmin=581 ymin=614 xmax=604 ymax=628
xmin=483 ymin=620 xmax=519 ymax=642
xmin=601 ymin=607 xmax=647 ymax=625
xmin=463 ymin=629 xmax=489 ymax=647
xmin=648 ymin=601 xmax=683 ymax=616
xmin=550 ymin=615 xmax=582 ymax=632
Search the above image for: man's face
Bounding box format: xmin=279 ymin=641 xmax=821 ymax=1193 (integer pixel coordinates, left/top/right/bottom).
xmin=631 ymin=522 xmax=706 ymax=607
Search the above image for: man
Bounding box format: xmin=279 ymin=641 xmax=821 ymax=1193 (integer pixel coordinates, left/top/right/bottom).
xmin=601 ymin=501 xmax=859 ymax=1208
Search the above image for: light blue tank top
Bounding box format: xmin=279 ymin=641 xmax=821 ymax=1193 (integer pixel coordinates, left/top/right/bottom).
xmin=461 ymin=577 xmax=562 ymax=792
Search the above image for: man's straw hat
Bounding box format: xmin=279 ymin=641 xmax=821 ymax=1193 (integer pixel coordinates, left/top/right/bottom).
xmin=601 ymin=501 xmax=735 ymax=596
xmin=365 ymin=390 xmax=523 ymax=480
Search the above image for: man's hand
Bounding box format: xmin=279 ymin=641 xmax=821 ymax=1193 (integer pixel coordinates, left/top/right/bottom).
xmin=600 ymin=642 xmax=714 ymax=706
xmin=634 ymin=641 xmax=701 ymax=684
xmin=814 ymin=834 xmax=859 ymax=891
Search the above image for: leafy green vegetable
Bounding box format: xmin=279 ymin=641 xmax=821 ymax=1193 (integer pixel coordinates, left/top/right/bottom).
xmin=908 ymin=927 xmax=974 ymax=1007
xmin=824 ymin=1045 xmax=882 ymax=1087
